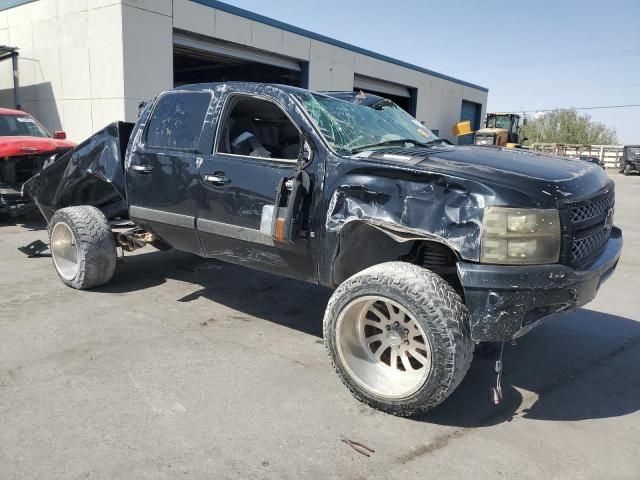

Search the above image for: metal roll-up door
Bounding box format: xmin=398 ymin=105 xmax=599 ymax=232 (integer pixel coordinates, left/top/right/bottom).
xmin=353 ymin=74 xmax=411 ymax=98
xmin=173 ymin=32 xmax=301 ymax=72
xmin=459 ymin=100 xmax=481 ymax=145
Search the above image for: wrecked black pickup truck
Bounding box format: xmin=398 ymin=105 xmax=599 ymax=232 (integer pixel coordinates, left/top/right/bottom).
xmin=25 ymin=82 xmax=622 ymax=416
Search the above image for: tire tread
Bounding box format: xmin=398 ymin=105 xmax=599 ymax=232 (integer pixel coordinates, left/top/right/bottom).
xmin=49 ymin=206 xmax=116 ymax=289
xmin=323 ymin=262 xmax=473 ymax=416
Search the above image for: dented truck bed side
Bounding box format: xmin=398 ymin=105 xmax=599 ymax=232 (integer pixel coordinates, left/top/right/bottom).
xmin=24 ymin=121 xmax=134 ymax=222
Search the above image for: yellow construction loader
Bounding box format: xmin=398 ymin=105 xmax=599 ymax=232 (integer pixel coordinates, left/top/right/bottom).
xmin=454 ymin=113 xmax=528 ymax=148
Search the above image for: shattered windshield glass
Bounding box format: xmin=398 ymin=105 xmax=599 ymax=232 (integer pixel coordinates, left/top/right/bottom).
xmin=294 ymin=92 xmax=439 ymax=155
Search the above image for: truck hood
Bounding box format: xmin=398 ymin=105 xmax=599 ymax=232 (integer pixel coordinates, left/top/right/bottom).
xmin=358 ymin=145 xmax=610 ymax=204
xmin=0 ymin=136 xmax=76 ymax=158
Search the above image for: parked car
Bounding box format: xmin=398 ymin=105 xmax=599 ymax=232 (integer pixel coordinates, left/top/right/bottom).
xmin=619 ymin=145 xmax=640 ymax=175
xmin=0 ymin=108 xmax=75 ymax=217
xmin=24 ymin=83 xmax=622 ymax=416
xmin=578 ymin=155 xmax=605 ymax=169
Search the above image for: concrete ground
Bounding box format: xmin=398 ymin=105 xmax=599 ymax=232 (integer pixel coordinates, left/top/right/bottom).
xmin=1 ymin=173 xmax=639 ymax=480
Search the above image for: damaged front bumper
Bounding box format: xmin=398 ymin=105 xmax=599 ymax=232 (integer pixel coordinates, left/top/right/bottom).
xmin=0 ymin=184 xmax=35 ymax=217
xmin=458 ymin=226 xmax=623 ymax=342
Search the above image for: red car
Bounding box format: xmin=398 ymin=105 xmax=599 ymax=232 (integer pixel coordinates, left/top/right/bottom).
xmin=0 ymin=108 xmax=75 ymax=217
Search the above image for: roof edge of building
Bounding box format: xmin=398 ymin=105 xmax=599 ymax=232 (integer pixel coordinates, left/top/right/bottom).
xmin=0 ymin=0 xmax=38 ymax=12
xmin=191 ymin=0 xmax=489 ymax=93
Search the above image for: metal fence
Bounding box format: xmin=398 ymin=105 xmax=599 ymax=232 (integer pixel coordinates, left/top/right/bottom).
xmin=530 ymin=143 xmax=624 ymax=170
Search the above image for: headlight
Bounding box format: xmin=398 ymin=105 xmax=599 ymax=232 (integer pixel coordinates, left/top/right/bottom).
xmin=480 ymin=207 xmax=560 ymax=265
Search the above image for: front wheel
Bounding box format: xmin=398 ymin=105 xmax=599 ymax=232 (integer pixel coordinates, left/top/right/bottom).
xmin=49 ymin=206 xmax=116 ymax=289
xmin=323 ymin=262 xmax=473 ymax=416
xmin=624 ymin=164 xmax=632 ymax=176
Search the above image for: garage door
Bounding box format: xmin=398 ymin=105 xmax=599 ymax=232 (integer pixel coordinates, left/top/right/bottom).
xmin=173 ymin=32 xmax=304 ymax=87
xmin=459 ymin=100 xmax=481 ymax=145
xmin=353 ymin=75 xmax=411 ymax=99
xmin=353 ymin=74 xmax=415 ymax=114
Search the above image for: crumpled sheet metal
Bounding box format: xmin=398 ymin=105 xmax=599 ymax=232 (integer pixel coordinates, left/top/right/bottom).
xmin=24 ymin=122 xmax=134 ymax=222
xmin=325 ymin=173 xmax=495 ymax=263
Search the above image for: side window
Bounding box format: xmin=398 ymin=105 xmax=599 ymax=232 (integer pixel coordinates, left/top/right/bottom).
xmin=217 ymin=96 xmax=301 ymax=161
xmin=145 ymin=91 xmax=211 ymax=150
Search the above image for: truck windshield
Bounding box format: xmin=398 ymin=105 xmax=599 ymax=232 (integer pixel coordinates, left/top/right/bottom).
xmin=0 ymin=114 xmax=50 ymax=138
xmin=294 ymin=92 xmax=439 ymax=155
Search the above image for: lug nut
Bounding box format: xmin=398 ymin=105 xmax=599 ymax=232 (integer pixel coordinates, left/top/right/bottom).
xmin=404 ymin=328 xmax=409 ymax=334
xmin=385 ymin=325 xmax=391 ymax=331
xmin=394 ymin=321 xmax=400 ymax=327
xmin=404 ymin=340 xmax=410 ymax=345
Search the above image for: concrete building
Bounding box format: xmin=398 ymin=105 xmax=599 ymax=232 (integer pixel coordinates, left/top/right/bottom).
xmin=0 ymin=0 xmax=488 ymax=144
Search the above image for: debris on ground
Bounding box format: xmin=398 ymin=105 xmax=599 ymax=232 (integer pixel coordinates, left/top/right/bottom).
xmin=339 ymin=435 xmax=375 ymax=457
xmin=18 ymin=239 xmax=51 ymax=257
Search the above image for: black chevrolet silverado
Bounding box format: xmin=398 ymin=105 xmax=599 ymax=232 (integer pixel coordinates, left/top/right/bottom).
xmin=25 ymin=83 xmax=622 ymax=416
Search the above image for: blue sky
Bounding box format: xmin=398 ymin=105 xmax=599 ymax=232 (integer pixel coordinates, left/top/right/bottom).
xmin=225 ymin=0 xmax=640 ymax=144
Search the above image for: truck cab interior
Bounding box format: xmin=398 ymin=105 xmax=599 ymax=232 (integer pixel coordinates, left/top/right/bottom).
xmin=218 ymin=96 xmax=302 ymax=161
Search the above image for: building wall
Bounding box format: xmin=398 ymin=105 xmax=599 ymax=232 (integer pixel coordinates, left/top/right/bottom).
xmin=0 ymin=0 xmax=126 ymax=142
xmin=170 ymin=0 xmax=488 ymax=142
xmin=1 ymin=0 xmax=488 ymax=143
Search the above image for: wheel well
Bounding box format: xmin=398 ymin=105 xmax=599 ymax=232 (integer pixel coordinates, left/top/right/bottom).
xmin=59 ymin=176 xmax=128 ymax=221
xmin=331 ymin=221 xmax=462 ymax=293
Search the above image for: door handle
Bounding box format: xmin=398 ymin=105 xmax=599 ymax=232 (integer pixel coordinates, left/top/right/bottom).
xmin=131 ymin=165 xmax=154 ymax=174
xmin=203 ymin=174 xmax=231 ymax=186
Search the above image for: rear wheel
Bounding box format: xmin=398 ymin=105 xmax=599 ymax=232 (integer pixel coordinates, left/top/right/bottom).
xmin=324 ymin=262 xmax=473 ymax=416
xmin=49 ymin=206 xmax=116 ymax=289
xmin=624 ymin=164 xmax=632 ymax=176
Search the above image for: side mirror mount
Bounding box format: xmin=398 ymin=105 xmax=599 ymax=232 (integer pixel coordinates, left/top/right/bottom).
xmin=299 ymin=138 xmax=314 ymax=166
xmin=53 ymin=130 xmax=67 ymax=140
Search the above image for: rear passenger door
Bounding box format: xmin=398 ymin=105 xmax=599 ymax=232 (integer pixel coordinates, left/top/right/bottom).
xmin=127 ymin=90 xmax=212 ymax=254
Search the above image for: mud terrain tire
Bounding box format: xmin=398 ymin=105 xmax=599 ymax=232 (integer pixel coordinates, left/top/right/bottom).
xmin=324 ymin=262 xmax=473 ymax=416
xmin=49 ymin=206 xmax=116 ymax=289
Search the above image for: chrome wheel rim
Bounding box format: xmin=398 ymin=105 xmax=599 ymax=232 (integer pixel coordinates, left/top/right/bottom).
xmin=336 ymin=295 xmax=432 ymax=399
xmin=51 ymin=223 xmax=79 ymax=281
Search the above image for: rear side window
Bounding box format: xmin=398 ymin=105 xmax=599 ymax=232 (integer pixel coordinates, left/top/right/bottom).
xmin=145 ymin=92 xmax=210 ymax=150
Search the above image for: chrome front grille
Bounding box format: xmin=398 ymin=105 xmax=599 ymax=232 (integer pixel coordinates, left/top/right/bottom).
xmin=566 ymin=189 xmax=615 ymax=266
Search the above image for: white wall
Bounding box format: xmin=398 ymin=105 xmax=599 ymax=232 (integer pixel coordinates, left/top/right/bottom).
xmin=0 ymin=0 xmax=126 ymax=142
xmin=121 ymin=1 xmax=173 ymax=120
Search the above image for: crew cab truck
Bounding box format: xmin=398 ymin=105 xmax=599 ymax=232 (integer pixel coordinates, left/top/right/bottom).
xmin=26 ymin=83 xmax=623 ymax=416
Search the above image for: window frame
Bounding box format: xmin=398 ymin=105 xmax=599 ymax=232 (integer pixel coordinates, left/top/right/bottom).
xmin=213 ymin=92 xmax=303 ymax=165
xmin=142 ymin=90 xmax=213 ymax=153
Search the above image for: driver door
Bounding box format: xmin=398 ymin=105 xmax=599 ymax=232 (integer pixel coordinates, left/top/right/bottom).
xmin=196 ymin=92 xmax=316 ymax=282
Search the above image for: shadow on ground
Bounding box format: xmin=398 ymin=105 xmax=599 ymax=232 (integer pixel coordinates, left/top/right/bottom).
xmin=0 ymin=212 xmax=47 ymax=231
xmin=99 ymin=249 xmax=331 ymax=338
xmin=97 ymin=248 xmax=640 ymax=426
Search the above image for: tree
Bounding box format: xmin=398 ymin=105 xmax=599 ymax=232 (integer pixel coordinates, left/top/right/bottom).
xmin=520 ymin=108 xmax=618 ymax=145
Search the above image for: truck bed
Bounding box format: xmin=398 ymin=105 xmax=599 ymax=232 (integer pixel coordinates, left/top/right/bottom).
xmin=23 ymin=121 xmax=135 ymax=222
